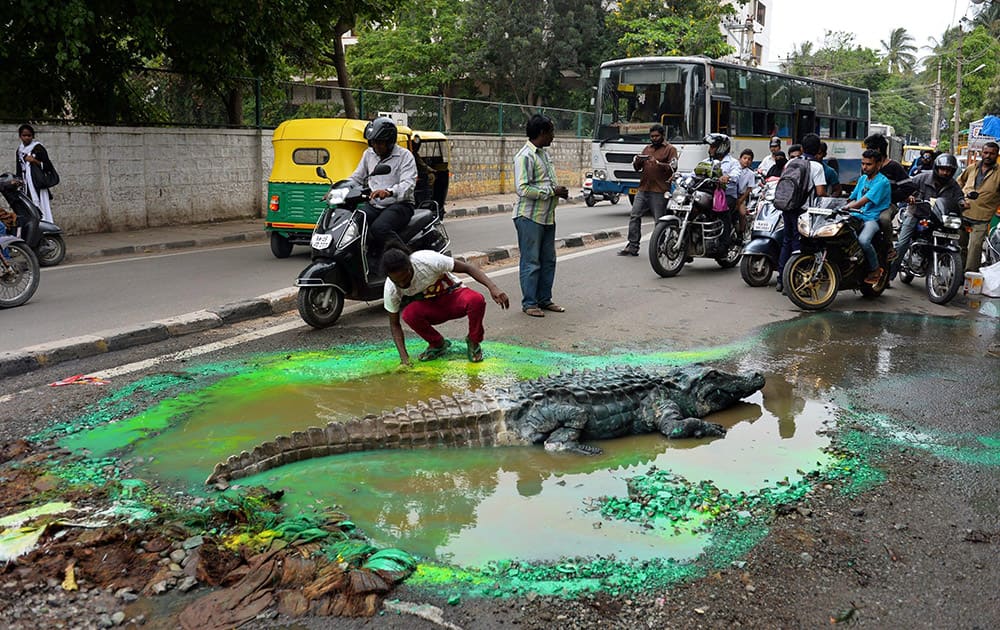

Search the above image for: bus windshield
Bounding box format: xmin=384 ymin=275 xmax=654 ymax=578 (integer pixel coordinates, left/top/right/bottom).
xmin=595 ymin=62 xmax=706 ymax=144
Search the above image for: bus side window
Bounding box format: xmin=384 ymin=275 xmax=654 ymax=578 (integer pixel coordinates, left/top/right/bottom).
xmin=711 ymin=100 xmax=731 ymax=134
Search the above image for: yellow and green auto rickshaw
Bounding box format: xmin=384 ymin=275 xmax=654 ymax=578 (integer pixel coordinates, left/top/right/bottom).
xmin=266 ymin=118 xmax=449 ymax=258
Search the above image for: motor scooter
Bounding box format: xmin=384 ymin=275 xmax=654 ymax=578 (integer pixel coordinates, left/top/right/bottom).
xmin=740 ymin=178 xmax=782 ymax=287
xmin=581 ymin=172 xmax=621 ymax=207
xmin=295 ymin=164 xmax=451 ymax=328
xmin=0 ymin=173 xmax=66 ymax=266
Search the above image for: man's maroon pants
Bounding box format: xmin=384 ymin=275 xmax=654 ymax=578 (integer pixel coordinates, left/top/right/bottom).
xmin=401 ymin=287 xmax=486 ymax=346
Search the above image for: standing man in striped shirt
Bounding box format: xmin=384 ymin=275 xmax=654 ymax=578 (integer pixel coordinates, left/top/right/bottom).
xmin=512 ymin=114 xmax=569 ymax=318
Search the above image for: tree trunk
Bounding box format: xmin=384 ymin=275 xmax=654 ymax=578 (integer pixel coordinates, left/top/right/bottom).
xmin=225 ymin=87 xmax=243 ymax=126
xmin=333 ymin=19 xmax=358 ymax=119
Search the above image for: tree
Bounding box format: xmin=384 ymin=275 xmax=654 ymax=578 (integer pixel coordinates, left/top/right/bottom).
xmin=457 ymin=0 xmax=609 ymax=110
xmin=880 ymin=28 xmax=917 ymax=74
xmin=606 ymin=0 xmax=734 ymax=59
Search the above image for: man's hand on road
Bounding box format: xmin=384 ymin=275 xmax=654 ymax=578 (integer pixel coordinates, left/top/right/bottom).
xmin=492 ymin=290 xmax=510 ymax=309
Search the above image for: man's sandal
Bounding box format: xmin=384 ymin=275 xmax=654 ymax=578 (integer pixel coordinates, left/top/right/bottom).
xmin=540 ymin=303 xmax=566 ymax=312
xmin=418 ymin=339 xmax=451 ymax=361
xmin=465 ymin=337 xmax=483 ymax=363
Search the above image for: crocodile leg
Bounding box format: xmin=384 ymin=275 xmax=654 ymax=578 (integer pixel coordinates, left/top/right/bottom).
xmin=524 ymin=403 xmax=602 ymax=455
xmin=653 ymin=400 xmax=726 ymax=440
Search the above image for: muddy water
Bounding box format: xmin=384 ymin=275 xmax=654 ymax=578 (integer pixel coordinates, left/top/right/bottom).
xmin=61 ymin=311 xmax=998 ymax=567
xmin=236 ymin=386 xmax=832 ymax=565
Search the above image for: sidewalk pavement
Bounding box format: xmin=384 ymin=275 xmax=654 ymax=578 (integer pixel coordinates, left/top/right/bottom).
xmin=2 ymin=194 xmax=621 ymax=378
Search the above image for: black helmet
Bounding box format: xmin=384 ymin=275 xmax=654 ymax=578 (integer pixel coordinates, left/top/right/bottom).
xmin=933 ymin=153 xmax=958 ymax=172
xmin=704 ymin=133 xmax=731 ymax=159
xmin=365 ymin=117 xmax=397 ymax=146
xmin=769 ymin=136 xmax=781 ymax=147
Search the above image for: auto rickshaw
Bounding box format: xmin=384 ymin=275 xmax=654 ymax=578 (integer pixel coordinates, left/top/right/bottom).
xmin=266 ymin=118 xmax=450 ymax=258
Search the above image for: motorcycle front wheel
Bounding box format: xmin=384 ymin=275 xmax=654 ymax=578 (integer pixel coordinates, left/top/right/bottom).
xmin=0 ymin=242 xmax=40 ymax=308
xmin=37 ymin=234 xmax=66 ymax=267
xmin=297 ymin=286 xmax=345 ymax=328
xmin=648 ymin=222 xmax=686 ymax=277
xmin=925 ymin=251 xmax=963 ymax=305
xmin=783 ymin=253 xmax=840 ymax=310
xmin=609 ymin=193 xmax=621 ymax=205
xmin=740 ymin=254 xmax=773 ymax=287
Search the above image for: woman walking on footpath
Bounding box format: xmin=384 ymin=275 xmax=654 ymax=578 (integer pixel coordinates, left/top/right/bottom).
xmin=15 ymin=124 xmax=57 ymax=223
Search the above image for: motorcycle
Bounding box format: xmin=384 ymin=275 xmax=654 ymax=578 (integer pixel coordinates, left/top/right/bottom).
xmin=782 ymin=200 xmax=890 ymax=310
xmin=295 ymin=164 xmax=451 ymax=328
xmin=581 ymin=172 xmax=621 ymax=207
xmin=740 ymin=178 xmax=783 ymax=287
xmin=897 ymin=195 xmax=966 ymax=305
xmin=648 ymin=159 xmax=742 ymax=277
xmin=0 ymin=173 xmax=67 ymax=266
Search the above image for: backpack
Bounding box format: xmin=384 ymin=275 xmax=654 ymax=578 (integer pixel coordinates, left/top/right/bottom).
xmin=772 ymin=157 xmax=813 ymax=212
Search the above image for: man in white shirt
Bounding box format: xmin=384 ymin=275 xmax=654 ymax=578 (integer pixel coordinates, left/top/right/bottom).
xmin=382 ymin=243 xmax=509 ymax=365
xmin=756 ymin=136 xmax=782 ymax=176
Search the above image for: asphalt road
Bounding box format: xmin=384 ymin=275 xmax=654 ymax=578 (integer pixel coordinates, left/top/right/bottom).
xmin=0 ymin=201 xmax=634 ymax=352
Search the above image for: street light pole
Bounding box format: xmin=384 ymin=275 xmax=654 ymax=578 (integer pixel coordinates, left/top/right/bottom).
xmin=931 ymin=60 xmax=942 ymax=145
xmin=952 ymin=29 xmax=964 ymax=152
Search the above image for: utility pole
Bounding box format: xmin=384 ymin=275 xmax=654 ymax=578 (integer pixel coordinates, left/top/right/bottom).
xmin=931 ymin=60 xmax=942 ymax=145
xmin=952 ymin=28 xmax=964 ymax=153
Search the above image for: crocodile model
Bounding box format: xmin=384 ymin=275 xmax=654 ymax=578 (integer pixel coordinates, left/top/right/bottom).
xmin=206 ymin=365 xmax=765 ymax=485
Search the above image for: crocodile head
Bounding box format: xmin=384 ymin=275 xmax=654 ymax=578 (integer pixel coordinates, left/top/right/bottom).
xmin=662 ymin=366 xmax=765 ymax=417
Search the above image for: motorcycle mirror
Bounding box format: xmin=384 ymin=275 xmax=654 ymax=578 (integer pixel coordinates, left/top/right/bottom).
xmin=315 ymin=166 xmax=332 ymax=183
xmin=372 ymin=163 xmax=392 ymax=176
xmin=966 ymin=191 xmax=979 ymax=200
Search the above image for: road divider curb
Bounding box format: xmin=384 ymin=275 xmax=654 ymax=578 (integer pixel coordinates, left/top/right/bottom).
xmin=4 ymin=228 xmax=622 ymax=378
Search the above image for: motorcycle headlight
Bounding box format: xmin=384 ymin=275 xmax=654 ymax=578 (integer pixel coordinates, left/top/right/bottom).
xmin=943 ymin=215 xmax=962 ymax=229
xmin=336 ymin=221 xmax=359 ymax=248
xmin=797 ymin=214 xmax=811 ymax=236
xmin=813 ymin=223 xmax=843 ymax=238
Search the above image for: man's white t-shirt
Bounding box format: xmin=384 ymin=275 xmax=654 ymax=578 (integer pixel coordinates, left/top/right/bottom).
xmin=383 ymin=250 xmax=463 ymax=313
xmin=806 ymin=159 xmax=827 ymax=205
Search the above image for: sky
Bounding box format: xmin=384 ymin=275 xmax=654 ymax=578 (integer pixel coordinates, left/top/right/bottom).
xmin=765 ymin=0 xmax=974 ymax=69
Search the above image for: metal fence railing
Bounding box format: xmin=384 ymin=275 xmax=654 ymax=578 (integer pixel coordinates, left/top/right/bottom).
xmin=23 ymin=68 xmax=594 ymax=137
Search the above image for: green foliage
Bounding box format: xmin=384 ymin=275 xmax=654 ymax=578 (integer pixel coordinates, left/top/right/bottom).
xmin=880 ymin=28 xmax=917 ymax=74
xmin=606 ymin=0 xmax=735 ymax=59
xmin=348 ymin=0 xmax=466 ymax=96
xmin=457 ymin=0 xmax=610 ymax=108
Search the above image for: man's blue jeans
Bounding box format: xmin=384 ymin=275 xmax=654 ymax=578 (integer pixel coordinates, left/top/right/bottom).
xmin=514 ymin=216 xmax=556 ymax=310
xmin=858 ymin=219 xmax=881 ymax=271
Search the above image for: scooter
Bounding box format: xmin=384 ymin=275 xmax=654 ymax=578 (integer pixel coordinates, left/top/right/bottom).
xmin=0 ymin=173 xmax=66 ymax=266
xmin=295 ymin=164 xmax=451 ymax=328
xmin=582 ymin=172 xmax=621 ymax=207
xmin=740 ymin=178 xmax=783 ymax=287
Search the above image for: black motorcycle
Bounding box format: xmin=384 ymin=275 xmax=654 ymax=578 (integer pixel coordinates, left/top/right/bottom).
xmin=0 ymin=173 xmax=66 ymax=266
xmin=897 ymin=195 xmax=965 ymax=304
xmin=782 ymin=200 xmax=890 ymax=310
xmin=295 ymin=164 xmax=451 ymax=328
xmin=740 ymin=179 xmax=783 ymax=287
xmin=648 ymin=160 xmax=742 ymax=277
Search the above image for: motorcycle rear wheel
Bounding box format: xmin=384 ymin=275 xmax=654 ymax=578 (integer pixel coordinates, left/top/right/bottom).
xmin=740 ymin=254 xmax=773 ymax=287
xmin=609 ymin=193 xmax=621 ymax=205
xmin=584 ymin=194 xmax=596 ymax=207
xmin=925 ymin=251 xmax=963 ymax=305
xmin=297 ymin=286 xmax=345 ymax=328
xmin=715 ymin=232 xmax=742 ymax=268
xmin=783 ymin=253 xmax=839 ymax=310
xmin=37 ymin=234 xmax=66 ymax=267
xmin=0 ymin=242 xmax=40 ymax=308
xmin=648 ymin=222 xmax=685 ymax=277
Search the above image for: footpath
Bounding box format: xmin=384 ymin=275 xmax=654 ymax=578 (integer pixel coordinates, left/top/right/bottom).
xmin=1 ymin=194 xmax=622 ymax=378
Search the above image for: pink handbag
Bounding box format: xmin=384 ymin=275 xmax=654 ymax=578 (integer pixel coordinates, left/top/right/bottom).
xmin=712 ymin=188 xmax=728 ymax=212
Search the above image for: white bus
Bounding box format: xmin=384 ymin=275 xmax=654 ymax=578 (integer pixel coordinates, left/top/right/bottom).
xmin=590 ymin=56 xmax=870 ymax=199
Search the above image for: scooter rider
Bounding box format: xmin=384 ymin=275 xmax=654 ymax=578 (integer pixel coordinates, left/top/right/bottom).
xmin=890 ymin=154 xmax=963 ymax=280
xmin=348 ymin=117 xmax=418 ymax=257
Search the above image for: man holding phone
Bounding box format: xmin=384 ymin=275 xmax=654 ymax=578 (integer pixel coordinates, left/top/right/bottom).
xmin=618 ymin=124 xmax=678 ymax=256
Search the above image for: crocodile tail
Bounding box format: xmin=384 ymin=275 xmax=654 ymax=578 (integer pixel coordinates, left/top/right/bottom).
xmin=205 ymin=391 xmax=512 ymax=485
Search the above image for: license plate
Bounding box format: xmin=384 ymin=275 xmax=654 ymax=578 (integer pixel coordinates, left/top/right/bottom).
xmin=753 ymin=219 xmax=775 ymax=231
xmin=628 ymin=188 xmax=637 ymax=195
xmin=807 ymin=208 xmax=834 ymax=216
xmin=311 ymin=233 xmax=333 ymax=249
xmin=932 ymin=231 xmax=960 ymax=240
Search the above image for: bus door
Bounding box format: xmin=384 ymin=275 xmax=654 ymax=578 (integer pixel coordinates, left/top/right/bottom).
xmin=710 ymin=97 xmax=731 ymax=136
xmin=794 ymin=109 xmax=816 ymax=143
